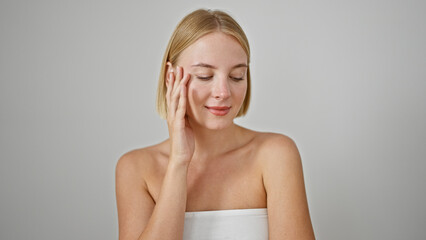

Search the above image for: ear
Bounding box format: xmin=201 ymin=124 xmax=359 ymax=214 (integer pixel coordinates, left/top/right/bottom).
xmin=165 ymin=62 xmax=174 ymax=87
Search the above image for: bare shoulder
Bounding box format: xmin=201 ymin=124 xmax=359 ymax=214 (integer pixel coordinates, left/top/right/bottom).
xmin=253 ymin=131 xmax=304 ymax=190
xmin=115 ymin=140 xmax=169 ymax=184
xmin=115 ymin=140 xmax=169 ymax=239
xmin=253 ymin=132 xmax=315 ymax=238
xmin=254 ymin=132 xmax=300 ymax=161
xmin=116 ymin=147 xmax=150 ymax=178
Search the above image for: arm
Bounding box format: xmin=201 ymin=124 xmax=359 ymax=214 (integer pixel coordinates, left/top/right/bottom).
xmin=116 ymin=152 xmax=189 ymax=240
xmin=116 ymin=66 xmax=193 ymax=240
xmin=262 ymin=134 xmax=315 ymax=240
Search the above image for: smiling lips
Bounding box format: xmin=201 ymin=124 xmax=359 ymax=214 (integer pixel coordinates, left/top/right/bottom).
xmin=205 ymin=106 xmax=231 ymax=116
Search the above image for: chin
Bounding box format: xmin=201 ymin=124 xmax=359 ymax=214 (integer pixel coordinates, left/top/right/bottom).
xmin=203 ymin=119 xmax=234 ymax=130
xmin=188 ymin=115 xmax=235 ymax=130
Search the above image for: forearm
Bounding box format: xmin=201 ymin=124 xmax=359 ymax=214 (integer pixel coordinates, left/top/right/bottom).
xmin=138 ymin=160 xmax=188 ymax=240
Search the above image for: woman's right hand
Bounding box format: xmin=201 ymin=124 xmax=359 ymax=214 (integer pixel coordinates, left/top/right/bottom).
xmin=166 ymin=65 xmax=195 ymax=166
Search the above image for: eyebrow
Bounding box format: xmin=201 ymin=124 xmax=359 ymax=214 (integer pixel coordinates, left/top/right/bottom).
xmin=191 ymin=63 xmax=248 ymax=69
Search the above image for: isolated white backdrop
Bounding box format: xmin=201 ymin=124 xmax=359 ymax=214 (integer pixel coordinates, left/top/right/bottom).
xmin=1 ymin=0 xmax=425 ymax=239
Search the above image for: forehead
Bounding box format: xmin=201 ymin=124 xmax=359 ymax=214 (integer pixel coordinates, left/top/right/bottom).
xmin=177 ymin=32 xmax=247 ymax=67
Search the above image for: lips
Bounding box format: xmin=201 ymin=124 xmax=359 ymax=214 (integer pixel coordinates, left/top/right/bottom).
xmin=205 ymin=106 xmax=231 ymax=116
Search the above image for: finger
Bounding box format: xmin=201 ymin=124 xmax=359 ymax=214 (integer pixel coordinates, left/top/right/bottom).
xmin=176 ymin=84 xmax=187 ymax=119
xmin=176 ymin=73 xmax=190 ymax=119
xmin=172 ymin=66 xmax=189 ymax=99
xmin=167 ymin=72 xmax=176 ymax=119
xmin=166 ymin=72 xmax=174 ymax=109
xmin=172 ymin=66 xmax=183 ymax=93
xmin=170 ymin=83 xmax=181 ymax=119
xmin=180 ymin=71 xmax=191 ymax=87
xmin=170 ymin=67 xmax=183 ymax=113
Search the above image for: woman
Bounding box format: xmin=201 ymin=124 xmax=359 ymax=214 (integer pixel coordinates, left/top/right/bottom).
xmin=116 ymin=9 xmax=315 ymax=240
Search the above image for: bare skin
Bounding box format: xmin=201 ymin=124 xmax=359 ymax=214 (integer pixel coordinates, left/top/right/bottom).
xmin=116 ymin=32 xmax=315 ymax=240
xmin=138 ymin=125 xmax=267 ymax=212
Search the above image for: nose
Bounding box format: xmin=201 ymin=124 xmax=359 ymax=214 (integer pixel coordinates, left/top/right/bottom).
xmin=212 ymin=76 xmax=231 ymax=100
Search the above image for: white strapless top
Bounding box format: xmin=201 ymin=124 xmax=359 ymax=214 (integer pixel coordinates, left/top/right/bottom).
xmin=183 ymin=208 xmax=268 ymax=240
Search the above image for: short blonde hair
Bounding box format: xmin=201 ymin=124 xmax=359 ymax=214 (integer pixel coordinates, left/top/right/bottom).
xmin=156 ymin=9 xmax=251 ymax=119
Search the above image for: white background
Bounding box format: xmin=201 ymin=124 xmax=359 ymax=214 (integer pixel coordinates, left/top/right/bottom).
xmin=1 ymin=0 xmax=425 ymax=239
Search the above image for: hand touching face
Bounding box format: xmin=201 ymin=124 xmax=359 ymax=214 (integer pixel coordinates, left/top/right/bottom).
xmin=172 ymin=32 xmax=248 ymax=130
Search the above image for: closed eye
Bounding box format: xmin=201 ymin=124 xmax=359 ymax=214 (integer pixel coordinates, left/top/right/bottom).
xmin=196 ymin=76 xmax=213 ymax=80
xmin=230 ymin=76 xmax=244 ymax=81
xmin=196 ymin=76 xmax=244 ymax=81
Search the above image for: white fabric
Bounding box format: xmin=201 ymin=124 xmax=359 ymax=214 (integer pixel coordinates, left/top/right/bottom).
xmin=183 ymin=208 xmax=268 ymax=240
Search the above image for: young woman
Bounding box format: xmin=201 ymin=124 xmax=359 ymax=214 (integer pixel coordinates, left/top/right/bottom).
xmin=116 ymin=9 xmax=315 ymax=240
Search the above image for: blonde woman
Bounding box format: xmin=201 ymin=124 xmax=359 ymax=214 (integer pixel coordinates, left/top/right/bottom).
xmin=116 ymin=9 xmax=315 ymax=240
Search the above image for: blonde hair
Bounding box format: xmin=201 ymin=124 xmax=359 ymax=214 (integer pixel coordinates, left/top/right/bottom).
xmin=156 ymin=9 xmax=251 ymax=119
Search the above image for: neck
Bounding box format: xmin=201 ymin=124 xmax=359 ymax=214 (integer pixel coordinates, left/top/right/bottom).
xmin=188 ymin=119 xmax=243 ymax=162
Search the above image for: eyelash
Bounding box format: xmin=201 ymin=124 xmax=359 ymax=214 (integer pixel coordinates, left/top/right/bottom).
xmin=196 ymin=76 xmax=244 ymax=81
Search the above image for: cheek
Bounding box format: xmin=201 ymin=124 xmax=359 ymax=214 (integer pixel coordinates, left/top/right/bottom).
xmin=233 ymin=83 xmax=248 ymax=101
xmin=187 ymin=83 xmax=207 ymax=107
